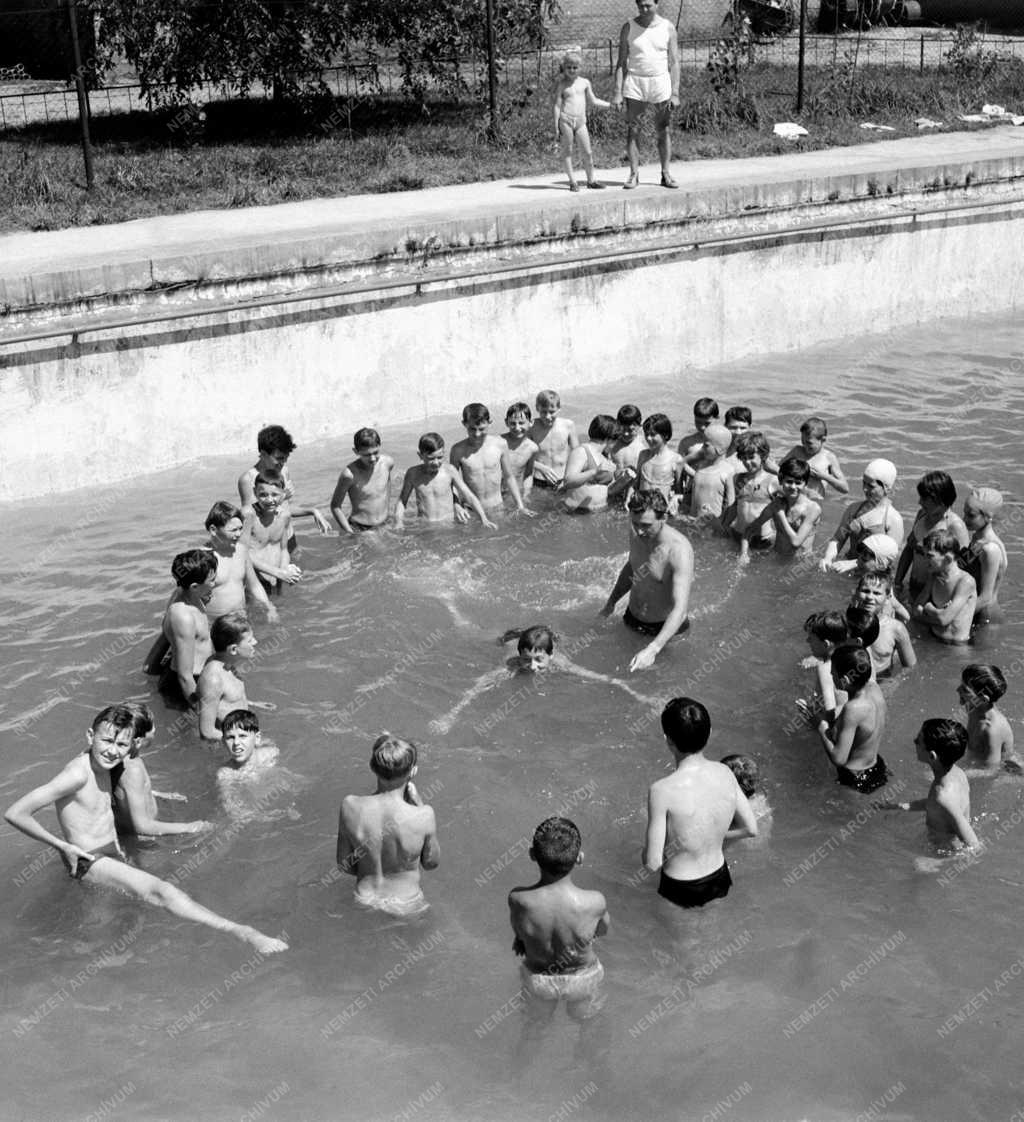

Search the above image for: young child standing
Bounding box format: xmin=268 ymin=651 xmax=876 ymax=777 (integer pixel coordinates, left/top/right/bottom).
xmin=197 ymin=612 xmax=260 ymax=741
xmin=508 ymin=817 xmax=610 ymax=1021
xmin=783 ymin=417 xmax=848 ymax=501
xmin=912 ymin=529 xmax=977 ymax=644
xmin=238 ymin=423 xmax=330 ymax=534
xmin=501 ymin=403 xmax=540 ymax=498
xmin=688 ymin=423 xmax=735 ymax=522
xmin=330 ymin=427 xmax=396 ymax=533
xmin=898 ymin=719 xmax=980 ymax=853
xmin=552 ymin=52 xmax=610 ymax=192
xmin=450 ymin=403 xmax=531 ymax=516
xmin=635 ymin=413 xmax=684 ymax=503
xmin=846 ymin=572 xmax=916 ymax=678
xmin=725 ymin=431 xmax=776 ymax=551
xmin=678 ymin=397 xmax=720 ymax=463
xmin=248 ymin=473 xmax=301 ymax=593
xmin=961 ymin=486 xmax=1008 ymax=622
xmin=395 ymin=433 xmax=497 ymax=529
xmin=895 ymin=471 xmax=969 ymax=599
xmin=957 ymin=664 xmax=1019 ymax=772
xmin=528 ymin=391 xmax=579 ymax=488
xmin=742 ymin=457 xmax=821 ymax=559
xmin=816 ymin=644 xmax=889 ymax=793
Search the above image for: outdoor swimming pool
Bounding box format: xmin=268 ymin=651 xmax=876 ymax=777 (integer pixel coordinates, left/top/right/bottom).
xmin=2 ymin=310 xmax=1022 ymax=1122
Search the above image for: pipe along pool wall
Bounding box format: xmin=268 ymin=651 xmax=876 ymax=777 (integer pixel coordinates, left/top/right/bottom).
xmin=2 ymin=143 xmax=1024 ymax=502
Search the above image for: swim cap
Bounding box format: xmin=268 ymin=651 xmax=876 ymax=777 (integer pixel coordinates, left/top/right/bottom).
xmin=860 ymin=534 xmax=900 ymax=564
xmin=970 ymin=486 xmax=1003 ymax=518
xmin=703 ymin=423 xmax=732 ymax=455
xmin=864 ymin=459 xmax=897 ymax=490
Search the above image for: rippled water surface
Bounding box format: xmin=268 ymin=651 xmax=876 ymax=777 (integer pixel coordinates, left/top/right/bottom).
xmin=2 ymin=313 xmax=1023 ymax=1122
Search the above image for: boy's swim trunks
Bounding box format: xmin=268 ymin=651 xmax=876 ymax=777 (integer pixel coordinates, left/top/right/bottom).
xmin=354 ymin=886 xmax=429 ymax=918
xmin=835 ymin=755 xmax=889 ymax=793
xmin=657 ymin=861 xmax=731 ymax=908
xmin=73 ymin=839 xmax=126 ymax=880
xmin=520 ymin=959 xmax=605 ymax=1020
xmin=623 ymin=609 xmax=690 ymax=638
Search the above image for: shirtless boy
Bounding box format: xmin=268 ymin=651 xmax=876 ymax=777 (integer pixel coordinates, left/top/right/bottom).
xmin=197 ymin=612 xmax=259 ymax=741
xmin=782 ymin=417 xmax=848 ymax=501
xmin=643 ymin=698 xmax=757 ymax=907
xmin=742 ymin=457 xmax=820 ymax=560
xmin=205 ymin=501 xmax=276 ymax=622
xmin=238 ymin=423 xmax=330 ymax=533
xmin=528 ymin=390 xmax=579 ymax=489
xmin=113 ymin=703 xmax=210 ymax=837
xmin=957 ymin=664 xmax=1018 ymax=773
xmin=395 ymin=433 xmax=497 ymax=529
xmin=248 ymin=473 xmax=301 ymax=592
xmin=688 ymin=423 xmax=735 ymax=523
xmin=4 ymin=705 xmax=286 ymax=953
xmin=898 ymin=719 xmax=980 ymax=853
xmin=816 ymin=645 xmax=889 ymax=793
xmin=336 ymin=733 xmax=440 ymax=917
xmin=847 ymin=573 xmax=916 ymax=678
xmin=912 ymin=528 xmax=977 ymax=644
xmin=217 ymin=709 xmax=284 ymax=824
xmin=725 ymin=431 xmax=775 ymax=552
xmin=601 ymin=489 xmax=694 ymax=671
xmin=678 ymin=397 xmax=719 ymax=464
xmin=451 ymin=403 xmax=531 ymax=516
xmin=160 ymin=549 xmax=217 ymax=707
xmin=961 ymin=487 xmax=1008 ymax=622
xmin=330 ymin=427 xmax=396 ymax=534
xmin=501 ymin=403 xmax=540 ymax=499
xmin=508 ymin=817 xmax=609 ymax=1020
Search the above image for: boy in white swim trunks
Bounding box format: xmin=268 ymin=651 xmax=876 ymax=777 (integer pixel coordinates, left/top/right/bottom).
xmin=612 ymin=0 xmax=680 ymax=188
xmin=551 ymin=52 xmax=610 ymax=192
xmin=508 ymin=817 xmax=609 ymax=1021
xmin=336 ymin=733 xmax=440 ymax=917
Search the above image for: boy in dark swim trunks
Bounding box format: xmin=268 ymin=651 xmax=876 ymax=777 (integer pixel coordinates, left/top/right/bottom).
xmin=508 ymin=817 xmax=610 ymax=1021
xmin=816 ymin=645 xmax=890 ymax=794
xmin=643 ymin=698 xmax=757 ymax=908
xmin=4 ymin=705 xmax=286 ymax=953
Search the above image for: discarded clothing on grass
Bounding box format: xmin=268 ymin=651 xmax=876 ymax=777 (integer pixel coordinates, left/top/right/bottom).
xmin=773 ymin=122 xmax=808 ymax=140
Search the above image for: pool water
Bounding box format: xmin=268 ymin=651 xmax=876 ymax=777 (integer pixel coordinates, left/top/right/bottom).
xmin=2 ymin=312 xmax=1023 ymax=1122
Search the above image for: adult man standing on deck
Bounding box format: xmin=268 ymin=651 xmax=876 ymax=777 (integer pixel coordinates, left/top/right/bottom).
xmin=612 ymin=0 xmax=681 ymax=189
xmin=601 ymin=490 xmax=693 ymax=671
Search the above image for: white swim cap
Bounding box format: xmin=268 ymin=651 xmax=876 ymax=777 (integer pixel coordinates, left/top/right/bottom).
xmin=864 ymin=459 xmax=897 ymax=490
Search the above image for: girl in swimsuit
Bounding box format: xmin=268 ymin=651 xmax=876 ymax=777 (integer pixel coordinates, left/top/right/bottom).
xmin=635 ymin=412 xmax=685 ymax=507
xmin=562 ymin=414 xmax=617 ymax=512
xmin=820 ymin=459 xmax=904 ymax=572
xmin=895 ymin=471 xmax=969 ymax=600
xmin=960 ymin=486 xmax=1008 ymax=622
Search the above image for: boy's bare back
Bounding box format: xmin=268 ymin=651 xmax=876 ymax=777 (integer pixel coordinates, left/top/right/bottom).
xmin=649 ymin=759 xmax=744 ymax=880
xmin=508 ymin=880 xmax=608 ymax=974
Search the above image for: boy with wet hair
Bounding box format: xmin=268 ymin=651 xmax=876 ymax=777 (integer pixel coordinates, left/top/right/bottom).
xmin=197 ymin=612 xmax=261 ymax=741
xmin=248 ymin=472 xmax=301 ymax=593
xmin=607 ymin=404 xmax=646 ymax=498
xmin=451 ymin=403 xmax=531 ymax=516
xmin=898 ymin=719 xmax=980 ymax=855
xmin=5 ymin=705 xmax=287 ymax=954
xmin=157 ymin=548 xmax=217 ymax=707
xmin=912 ymin=528 xmax=977 ymax=644
xmin=217 ymin=709 xmax=284 ymax=823
xmin=816 ymin=645 xmax=889 ymax=793
xmin=783 ymin=417 xmax=848 ymax=501
xmin=395 ymin=433 xmax=497 ymax=529
xmin=508 ymin=817 xmax=610 ymax=1020
xmin=742 ymin=457 xmax=820 ymax=559
xmin=238 ymin=423 xmax=330 ymax=533
xmin=337 ymin=733 xmax=440 ymax=916
xmin=798 ymin=610 xmax=851 ymax=727
xmin=330 ymin=427 xmax=396 ymax=534
xmin=846 ymin=572 xmax=916 ymax=678
xmin=501 ymin=403 xmax=540 ymax=498
xmin=957 ymin=664 xmax=1018 ymax=772
xmin=528 ymin=390 xmax=579 ymax=488
xmin=678 ymin=396 xmax=720 ymax=462
xmin=204 ymin=500 xmax=276 ymax=622
xmin=644 ymin=697 xmax=757 ymax=907
xmin=113 ymin=703 xmax=210 ymax=837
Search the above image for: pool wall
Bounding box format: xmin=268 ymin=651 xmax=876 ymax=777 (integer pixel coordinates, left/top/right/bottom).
xmin=3 ymin=133 xmax=1024 ymax=501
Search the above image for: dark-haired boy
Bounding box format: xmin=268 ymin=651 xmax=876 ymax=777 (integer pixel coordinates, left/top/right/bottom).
xmin=197 ymin=612 xmax=258 ymax=741
xmin=217 ymin=710 xmax=283 ymax=824
xmin=783 ymin=417 xmax=848 ymax=501
xmin=501 ymin=403 xmax=540 ymax=499
xmin=158 ymin=549 xmax=217 ymax=707
xmin=4 ymin=705 xmax=286 ymax=954
xmin=336 ymin=734 xmax=440 ymax=916
xmin=238 ymin=423 xmax=330 ymax=533
xmin=248 ymin=473 xmax=301 ymax=593
xmin=330 ymin=427 xmax=396 ymax=534
xmin=395 ymin=434 xmax=496 ymax=529
xmin=816 ymin=646 xmax=889 ymax=793
xmin=742 ymin=457 xmax=821 ymax=559
xmin=451 ymin=403 xmax=531 ymax=516
xmin=898 ymin=719 xmax=979 ymax=853
xmin=508 ymin=817 xmax=610 ymax=1021
xmin=205 ymin=500 xmax=276 ymax=622
xmin=608 ymin=404 xmax=645 ymax=484
xmin=677 ymin=397 xmax=719 ymax=463
xmin=643 ymin=698 xmax=757 ymax=907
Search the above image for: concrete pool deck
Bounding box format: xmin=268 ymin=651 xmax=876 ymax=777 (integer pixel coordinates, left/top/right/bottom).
xmin=3 ymin=124 xmax=1024 ymax=315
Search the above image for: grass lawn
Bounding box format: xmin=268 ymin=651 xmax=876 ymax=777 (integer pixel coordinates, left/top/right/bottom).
xmin=2 ymin=60 xmax=1024 ymax=233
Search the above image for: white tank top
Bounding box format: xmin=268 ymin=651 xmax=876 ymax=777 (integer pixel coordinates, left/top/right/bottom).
xmin=627 ymin=17 xmax=673 ymax=78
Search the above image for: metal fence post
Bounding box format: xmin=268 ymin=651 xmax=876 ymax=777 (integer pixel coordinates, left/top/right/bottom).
xmin=65 ymin=0 xmax=95 ymax=189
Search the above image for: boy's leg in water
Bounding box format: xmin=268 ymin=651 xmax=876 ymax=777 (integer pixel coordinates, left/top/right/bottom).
xmin=85 ymin=858 xmax=287 ymax=953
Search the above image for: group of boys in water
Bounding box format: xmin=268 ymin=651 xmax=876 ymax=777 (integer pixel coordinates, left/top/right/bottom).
xmin=5 ymin=389 xmax=1012 ymax=1023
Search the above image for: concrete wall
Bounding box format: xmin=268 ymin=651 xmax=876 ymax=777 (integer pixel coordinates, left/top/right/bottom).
xmin=3 ymin=137 xmax=1024 ymax=501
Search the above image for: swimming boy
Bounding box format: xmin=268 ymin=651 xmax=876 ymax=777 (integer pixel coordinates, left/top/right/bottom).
xmin=552 ymin=52 xmax=611 ymax=191
xmin=336 ymin=733 xmax=440 ymax=917
xmin=740 ymin=457 xmax=820 ymax=560
xmin=724 ymin=431 xmax=776 ymax=551
xmin=395 ymin=433 xmax=497 ymax=529
xmin=635 ymin=413 xmax=684 ymax=504
xmin=238 ymin=423 xmax=330 ymax=534
xmin=4 ymin=705 xmax=287 ymax=953
xmin=643 ymin=698 xmax=757 ymax=907
xmin=205 ymin=501 xmax=276 ymax=622
xmin=957 ymin=664 xmax=1017 ymax=772
xmin=450 ymin=403 xmax=531 ymax=516
xmin=330 ymin=427 xmax=396 ymax=533
xmin=501 ymin=403 xmax=540 ymax=498
xmin=159 ymin=549 xmax=217 ymax=707
xmin=217 ymin=709 xmax=285 ymax=824
xmin=820 ymin=460 xmax=905 ymax=572
xmin=508 ymin=817 xmax=609 ymax=1020
xmin=960 ymin=486 xmax=1008 ymax=622
xmin=911 ymin=529 xmax=977 ymax=644
xmin=113 ymin=704 xmax=210 ymax=837
xmin=601 ymin=490 xmax=694 ymax=671
xmin=898 ymin=719 xmax=980 ymax=852
xmin=782 ymin=417 xmax=848 ymax=501
xmin=816 ymin=645 xmax=889 ymax=793
xmin=197 ymin=612 xmax=259 ymax=741
xmin=688 ymin=423 xmax=735 ymax=522
xmin=248 ymin=473 xmax=301 ymax=592
xmin=528 ymin=391 xmax=579 ymax=489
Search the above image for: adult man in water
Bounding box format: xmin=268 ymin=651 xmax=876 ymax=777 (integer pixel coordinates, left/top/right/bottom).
xmin=601 ymin=489 xmax=694 ymax=671
xmin=612 ymin=0 xmax=681 ymax=189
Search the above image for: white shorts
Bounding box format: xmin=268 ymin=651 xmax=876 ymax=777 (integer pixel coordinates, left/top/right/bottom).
xmin=623 ymin=72 xmax=671 ymax=104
